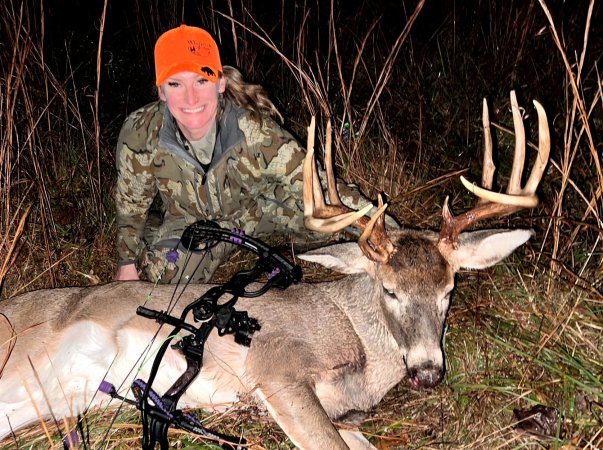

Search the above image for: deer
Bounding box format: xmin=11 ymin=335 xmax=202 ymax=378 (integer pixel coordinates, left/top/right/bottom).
xmin=0 ymin=91 xmax=549 ymax=449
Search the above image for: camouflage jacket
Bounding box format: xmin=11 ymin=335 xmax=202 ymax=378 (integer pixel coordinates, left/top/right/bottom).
xmin=115 ymin=100 xmax=367 ymax=265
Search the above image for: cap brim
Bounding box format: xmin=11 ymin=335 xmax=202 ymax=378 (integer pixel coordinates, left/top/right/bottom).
xmin=156 ymin=61 xmax=220 ymax=86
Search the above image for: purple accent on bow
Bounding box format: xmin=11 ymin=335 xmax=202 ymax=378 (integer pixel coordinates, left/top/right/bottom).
xmin=166 ymin=249 xmax=179 ymax=264
xmin=133 ymin=379 xmax=173 ymax=419
xmin=99 ymin=380 xmax=116 ymax=395
xmin=229 ymin=236 xmax=243 ymax=244
xmin=267 ymin=267 xmax=281 ymax=280
xmin=183 ymin=412 xmax=204 ymax=427
xmin=63 ymin=430 xmax=79 ymax=448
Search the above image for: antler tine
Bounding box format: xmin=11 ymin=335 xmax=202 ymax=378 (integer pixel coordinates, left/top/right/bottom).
xmin=480 ymin=98 xmax=495 ymax=193
xmin=325 ymin=119 xmax=343 ymax=207
xmin=358 ymin=194 xmax=391 ymax=262
xmin=303 ymin=116 xmax=372 ymax=233
xmin=440 ymin=91 xmax=550 ymax=248
xmin=523 ymin=100 xmax=550 ymax=193
xmin=303 ymin=116 xmax=395 ymax=263
xmin=508 ymin=91 xmax=526 ymax=194
xmin=303 ymin=116 xmax=318 ymax=221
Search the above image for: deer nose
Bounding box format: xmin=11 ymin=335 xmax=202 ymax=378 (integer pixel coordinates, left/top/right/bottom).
xmin=408 ymin=362 xmax=444 ymax=389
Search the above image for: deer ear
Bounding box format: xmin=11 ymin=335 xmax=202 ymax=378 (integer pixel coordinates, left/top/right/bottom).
xmin=453 ymin=229 xmax=534 ymax=270
xmin=298 ymin=243 xmax=374 ymax=274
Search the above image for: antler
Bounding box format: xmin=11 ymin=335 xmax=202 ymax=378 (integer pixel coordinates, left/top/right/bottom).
xmin=438 ymin=91 xmax=550 ymax=250
xmin=303 ymin=117 xmax=395 ymax=263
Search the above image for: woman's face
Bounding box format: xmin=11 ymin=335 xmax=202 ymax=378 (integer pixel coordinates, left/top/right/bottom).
xmin=159 ymin=71 xmax=226 ymax=141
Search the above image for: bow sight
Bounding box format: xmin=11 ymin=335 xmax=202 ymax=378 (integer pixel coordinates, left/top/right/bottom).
xmin=101 ymin=221 xmax=302 ymax=449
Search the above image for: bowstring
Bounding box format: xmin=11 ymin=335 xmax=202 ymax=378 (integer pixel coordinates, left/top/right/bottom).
xmin=91 ymin=242 xmax=210 ymax=448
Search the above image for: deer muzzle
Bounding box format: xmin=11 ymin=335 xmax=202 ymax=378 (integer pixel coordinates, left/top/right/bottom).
xmin=407 ymin=362 xmax=444 ymax=389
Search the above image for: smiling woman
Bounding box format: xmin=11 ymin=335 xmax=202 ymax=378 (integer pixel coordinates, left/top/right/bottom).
xmin=114 ymin=25 xmax=374 ymax=284
xmin=155 ymin=27 xmax=226 ymax=141
xmin=159 ymin=73 xmax=226 ymax=141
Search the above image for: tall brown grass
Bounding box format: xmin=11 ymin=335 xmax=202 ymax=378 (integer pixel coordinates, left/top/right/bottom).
xmin=0 ymin=0 xmax=601 ymax=448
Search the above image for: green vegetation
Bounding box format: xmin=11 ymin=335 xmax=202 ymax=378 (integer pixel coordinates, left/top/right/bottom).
xmin=1 ymin=0 xmax=601 ymax=448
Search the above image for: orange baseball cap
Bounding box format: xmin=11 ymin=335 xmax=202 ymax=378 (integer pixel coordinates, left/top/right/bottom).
xmin=154 ymin=25 xmax=223 ymax=86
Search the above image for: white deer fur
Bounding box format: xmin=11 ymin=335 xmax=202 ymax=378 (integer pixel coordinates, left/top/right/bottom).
xmin=0 ymin=228 xmax=532 ymax=449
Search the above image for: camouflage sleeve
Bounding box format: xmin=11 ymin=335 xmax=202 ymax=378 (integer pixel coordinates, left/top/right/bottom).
xmin=114 ymin=111 xmax=159 ymax=265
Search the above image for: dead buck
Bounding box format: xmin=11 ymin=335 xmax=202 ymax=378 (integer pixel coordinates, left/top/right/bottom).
xmin=0 ymin=92 xmax=549 ymax=449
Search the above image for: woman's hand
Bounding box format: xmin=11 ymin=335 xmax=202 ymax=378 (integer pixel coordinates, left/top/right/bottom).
xmin=115 ymin=263 xmax=140 ymax=281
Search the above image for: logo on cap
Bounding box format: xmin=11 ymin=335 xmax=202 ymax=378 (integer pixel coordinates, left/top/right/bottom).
xmin=201 ymin=67 xmax=216 ymax=78
xmin=187 ymin=40 xmax=211 ymax=57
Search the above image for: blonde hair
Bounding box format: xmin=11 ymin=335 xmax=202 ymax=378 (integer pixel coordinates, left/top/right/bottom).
xmin=222 ymin=66 xmax=283 ymax=124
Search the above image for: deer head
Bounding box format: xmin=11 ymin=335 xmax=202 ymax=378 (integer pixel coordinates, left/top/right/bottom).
xmin=302 ymin=92 xmax=549 ymax=389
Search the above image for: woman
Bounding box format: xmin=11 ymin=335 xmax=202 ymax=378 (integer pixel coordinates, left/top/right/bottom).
xmin=114 ymin=25 xmax=373 ymax=283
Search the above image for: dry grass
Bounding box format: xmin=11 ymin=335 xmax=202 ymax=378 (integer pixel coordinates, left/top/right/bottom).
xmin=1 ymin=0 xmax=602 ymax=448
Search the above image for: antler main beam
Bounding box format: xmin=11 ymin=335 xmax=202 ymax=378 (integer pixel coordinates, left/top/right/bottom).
xmin=303 ymin=117 xmax=395 ymax=263
xmin=439 ymin=91 xmax=550 ymax=248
